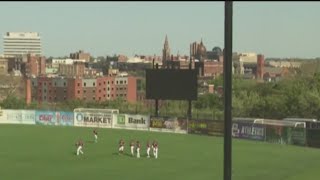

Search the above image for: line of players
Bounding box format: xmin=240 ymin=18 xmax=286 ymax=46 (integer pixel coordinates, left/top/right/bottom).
xmin=75 ymin=129 xmax=159 ymax=159
xmin=118 ymin=139 xmax=159 ymax=158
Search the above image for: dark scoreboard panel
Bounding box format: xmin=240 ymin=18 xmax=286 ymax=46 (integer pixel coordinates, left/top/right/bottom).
xmin=146 ymin=69 xmax=198 ymax=100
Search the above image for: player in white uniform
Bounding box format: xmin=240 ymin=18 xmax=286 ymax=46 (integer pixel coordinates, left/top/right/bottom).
xmin=130 ymin=141 xmax=135 ymax=156
xmin=136 ymin=141 xmax=141 ymax=158
xmin=93 ymin=129 xmax=98 ymax=143
xmin=118 ymin=139 xmax=125 ymax=154
xmin=146 ymin=141 xmax=151 ymax=158
xmin=76 ymin=140 xmax=84 ymax=156
xmin=153 ymin=141 xmax=158 ymax=159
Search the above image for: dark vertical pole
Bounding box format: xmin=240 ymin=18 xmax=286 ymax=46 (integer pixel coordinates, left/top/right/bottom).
xmin=188 ymin=100 xmax=192 ymax=119
xmin=224 ymin=1 xmax=233 ymax=180
xmin=188 ymin=56 xmax=192 ymax=119
xmin=155 ymin=63 xmax=159 ymax=117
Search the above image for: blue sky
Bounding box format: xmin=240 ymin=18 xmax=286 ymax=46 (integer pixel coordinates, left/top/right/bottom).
xmin=0 ymin=2 xmax=319 ymax=58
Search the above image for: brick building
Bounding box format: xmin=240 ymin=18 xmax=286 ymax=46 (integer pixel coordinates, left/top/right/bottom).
xmin=70 ymin=50 xmax=90 ymax=62
xmin=58 ymin=62 xmax=85 ymax=77
xmin=28 ymin=75 xmax=137 ymax=103
xmin=25 ymin=54 xmax=46 ymax=77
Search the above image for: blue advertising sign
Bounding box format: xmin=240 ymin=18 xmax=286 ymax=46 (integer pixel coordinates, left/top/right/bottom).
xmin=232 ymin=122 xmax=265 ymax=141
xmin=55 ymin=111 xmax=74 ymax=126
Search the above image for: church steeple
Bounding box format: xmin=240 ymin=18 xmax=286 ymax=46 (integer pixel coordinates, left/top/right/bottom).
xmin=164 ymin=35 xmax=169 ymax=48
xmin=162 ymin=34 xmax=171 ymax=67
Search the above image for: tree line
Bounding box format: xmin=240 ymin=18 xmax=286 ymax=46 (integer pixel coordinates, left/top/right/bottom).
xmin=1 ymin=71 xmax=320 ymax=120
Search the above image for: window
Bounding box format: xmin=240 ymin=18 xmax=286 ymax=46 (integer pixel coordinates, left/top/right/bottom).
xmin=32 ymin=82 xmax=34 ymax=86
xmin=116 ymin=88 xmax=118 ymax=90
xmin=93 ymin=90 xmax=95 ymax=93
xmin=108 ymin=87 xmax=110 ymax=91
xmin=78 ymin=90 xmax=80 ymax=94
xmin=83 ymin=97 xmax=86 ymax=100
xmin=93 ymin=97 xmax=95 ymax=100
xmin=64 ymin=82 xmax=66 ymax=86
xmin=93 ymin=82 xmax=95 ymax=86
xmin=78 ymin=83 xmax=80 ymax=87
xmin=116 ymin=81 xmax=118 ymax=84
xmin=54 ymin=82 xmax=57 ymax=86
xmin=49 ymin=83 xmax=52 ymax=86
xmin=120 ymin=80 xmax=123 ymax=84
xmin=103 ymin=88 xmax=106 ymax=91
xmin=103 ymin=95 xmax=106 ymax=97
xmin=44 ymin=82 xmax=46 ymax=86
xmin=111 ymin=94 xmax=113 ymax=97
xmin=112 ymin=81 xmax=114 ymax=84
xmin=49 ymin=97 xmax=52 ymax=100
xmin=54 ymin=97 xmax=57 ymax=100
xmin=84 ymin=82 xmax=86 ymax=87
xmin=44 ymin=89 xmax=46 ymax=93
xmin=111 ymin=88 xmax=113 ymax=91
xmin=39 ymin=82 xmax=42 ymax=85
xmin=64 ymin=89 xmax=66 ymax=93
xmin=99 ymin=83 xmax=101 ymax=86
xmin=39 ymin=90 xmax=41 ymax=93
xmin=124 ymin=81 xmax=127 ymax=84
xmin=99 ymin=97 xmax=101 ymax=100
xmin=99 ymin=90 xmax=101 ymax=93
xmin=49 ymin=90 xmax=51 ymax=93
xmin=108 ymin=94 xmax=110 ymax=97
xmin=44 ymin=96 xmax=46 ymax=100
xmin=84 ymin=90 xmax=86 ymax=93
xmin=104 ymin=81 xmax=106 ymax=85
xmin=64 ymin=97 xmax=66 ymax=100
xmin=124 ymin=94 xmax=126 ymax=97
xmin=108 ymin=81 xmax=110 ymax=84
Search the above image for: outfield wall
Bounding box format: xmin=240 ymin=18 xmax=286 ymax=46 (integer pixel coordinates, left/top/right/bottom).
xmin=0 ymin=109 xmax=319 ymax=148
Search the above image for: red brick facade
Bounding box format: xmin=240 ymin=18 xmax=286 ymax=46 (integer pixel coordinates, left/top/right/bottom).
xmin=29 ymin=75 xmax=137 ymax=103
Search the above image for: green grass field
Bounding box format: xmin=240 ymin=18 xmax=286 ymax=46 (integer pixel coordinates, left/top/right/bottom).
xmin=0 ymin=124 xmax=319 ymax=180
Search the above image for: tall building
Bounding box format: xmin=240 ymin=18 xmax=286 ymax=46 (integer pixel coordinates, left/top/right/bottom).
xmin=25 ymin=54 xmax=46 ymax=77
xmin=70 ymin=50 xmax=90 ymax=62
xmin=3 ymin=32 xmax=42 ymax=56
xmin=162 ymin=35 xmax=171 ymax=68
xmin=190 ymin=39 xmax=207 ymax=61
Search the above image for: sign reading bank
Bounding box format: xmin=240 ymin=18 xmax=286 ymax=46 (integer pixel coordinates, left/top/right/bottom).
xmin=126 ymin=114 xmax=149 ymax=129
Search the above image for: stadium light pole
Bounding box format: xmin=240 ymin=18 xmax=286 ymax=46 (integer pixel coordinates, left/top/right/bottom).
xmin=224 ymin=1 xmax=233 ymax=180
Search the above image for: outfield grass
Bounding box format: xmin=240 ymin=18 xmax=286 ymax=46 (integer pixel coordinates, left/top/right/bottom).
xmin=0 ymin=124 xmax=319 ymax=180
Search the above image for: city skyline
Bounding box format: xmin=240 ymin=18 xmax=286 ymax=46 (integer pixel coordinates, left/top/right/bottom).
xmin=0 ymin=2 xmax=319 ymax=58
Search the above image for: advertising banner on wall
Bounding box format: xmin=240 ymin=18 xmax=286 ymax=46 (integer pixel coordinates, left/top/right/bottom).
xmin=125 ymin=114 xmax=149 ymax=129
xmin=55 ymin=112 xmax=74 ymax=126
xmin=150 ymin=116 xmax=187 ymax=133
xmin=232 ymin=122 xmax=265 ymax=141
xmin=188 ymin=119 xmax=210 ymax=135
xmin=306 ymin=122 xmax=320 ymax=148
xmin=0 ymin=110 xmax=35 ymax=124
xmin=74 ymin=110 xmax=113 ymax=128
xmin=35 ymin=111 xmax=57 ymax=125
xmin=113 ymin=114 xmax=149 ymax=130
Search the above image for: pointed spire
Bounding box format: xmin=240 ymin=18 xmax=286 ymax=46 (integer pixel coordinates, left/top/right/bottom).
xmin=164 ymin=34 xmax=169 ymax=46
